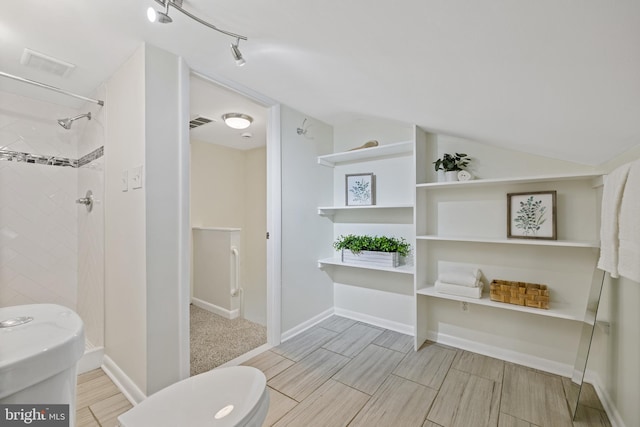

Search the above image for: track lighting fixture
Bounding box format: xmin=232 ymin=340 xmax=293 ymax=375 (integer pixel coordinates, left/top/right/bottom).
xmin=147 ymin=0 xmax=172 ymax=23
xmin=230 ymin=39 xmax=245 ymax=67
xmin=147 ymin=0 xmax=248 ymax=65
xmin=222 ymin=113 xmax=253 ymax=130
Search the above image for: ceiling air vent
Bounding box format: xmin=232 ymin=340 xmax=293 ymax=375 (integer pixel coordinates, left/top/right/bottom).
xmin=189 ymin=116 xmax=214 ymax=129
xmin=20 ymin=48 xmax=76 ymax=78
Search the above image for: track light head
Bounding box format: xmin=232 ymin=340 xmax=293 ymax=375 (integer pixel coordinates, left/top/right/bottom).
xmin=147 ymin=4 xmax=172 ymax=23
xmin=231 ymin=40 xmax=246 ymax=66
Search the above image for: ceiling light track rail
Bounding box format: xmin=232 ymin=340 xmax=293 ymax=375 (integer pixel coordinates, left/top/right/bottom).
xmin=0 ymin=71 xmax=104 ymax=106
xmin=149 ymin=0 xmax=247 ymax=65
xmin=152 ymin=0 xmax=247 ymax=41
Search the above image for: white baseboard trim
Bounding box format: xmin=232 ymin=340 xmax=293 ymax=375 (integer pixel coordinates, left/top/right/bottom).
xmin=584 ymin=370 xmax=626 ymax=427
xmin=426 ymin=331 xmax=572 ymax=377
xmin=102 ymin=355 xmax=146 ymax=406
xmin=217 ymin=344 xmax=273 ymax=369
xmin=281 ymin=308 xmax=334 ymax=342
xmin=335 ymin=308 xmax=414 ymax=335
xmin=78 ymin=346 xmax=104 ymax=374
xmin=192 ymin=298 xmax=239 ymax=319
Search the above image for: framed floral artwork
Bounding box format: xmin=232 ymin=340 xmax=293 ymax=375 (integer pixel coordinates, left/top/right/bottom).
xmin=507 ymin=191 xmax=557 ymax=239
xmin=345 ymin=173 xmax=376 ymax=206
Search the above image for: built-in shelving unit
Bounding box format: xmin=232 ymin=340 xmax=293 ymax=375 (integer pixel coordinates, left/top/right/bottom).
xmin=318 ymin=257 xmax=414 ymax=274
xmin=318 ymin=204 xmax=413 ymax=216
xmin=317 ymin=140 xmax=413 ymax=167
xmin=416 ymin=285 xmax=581 ymax=321
xmin=412 ymin=127 xmax=604 ymax=355
xmin=415 ymin=235 xmax=599 ymax=248
xmin=416 ymin=172 xmax=603 ymax=189
xmin=317 ymin=132 xmax=416 ymax=326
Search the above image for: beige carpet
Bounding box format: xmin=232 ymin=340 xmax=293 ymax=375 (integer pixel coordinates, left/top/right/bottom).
xmin=190 ymin=304 xmax=266 ymax=376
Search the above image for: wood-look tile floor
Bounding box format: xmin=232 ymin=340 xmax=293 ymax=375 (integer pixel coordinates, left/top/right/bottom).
xmin=76 ymin=316 xmax=611 ymax=427
xmin=76 ymin=369 xmax=132 ymax=427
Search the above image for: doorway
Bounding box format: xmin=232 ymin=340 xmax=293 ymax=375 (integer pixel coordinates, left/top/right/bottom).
xmin=188 ymin=72 xmax=270 ymax=375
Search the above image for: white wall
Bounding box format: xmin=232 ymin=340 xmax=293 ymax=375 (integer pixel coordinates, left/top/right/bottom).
xmin=280 ymin=106 xmax=334 ymax=333
xmin=587 ymin=147 xmax=640 ymax=427
xmin=104 ymin=45 xmax=148 ymax=393
xmin=191 ymin=141 xmax=245 ymax=228
xmin=190 ymin=141 xmax=267 ymax=325
xmin=0 ymin=91 xmax=79 ymax=310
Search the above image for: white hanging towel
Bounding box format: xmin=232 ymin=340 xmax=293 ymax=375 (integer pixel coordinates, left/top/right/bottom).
xmin=597 ymin=163 xmax=631 ymax=278
xmin=618 ymin=160 xmax=640 ymax=283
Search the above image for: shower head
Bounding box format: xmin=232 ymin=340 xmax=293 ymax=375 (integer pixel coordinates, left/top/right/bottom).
xmin=57 ymin=112 xmax=91 ymax=130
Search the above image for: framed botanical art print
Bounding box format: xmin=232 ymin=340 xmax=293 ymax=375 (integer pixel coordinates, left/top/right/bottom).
xmin=507 ymin=191 xmax=557 ymax=240
xmin=345 ymin=173 xmax=376 ymax=206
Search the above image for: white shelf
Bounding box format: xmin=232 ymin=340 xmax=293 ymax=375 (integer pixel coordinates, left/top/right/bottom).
xmin=416 ymin=172 xmax=603 ymax=189
xmin=416 ymin=285 xmax=581 ymax=321
xmin=318 ymin=257 xmax=414 ymax=274
xmin=416 ymin=235 xmax=599 ymax=248
xmin=318 ymin=204 xmax=413 ymax=216
xmin=318 ymin=141 xmax=413 ymax=167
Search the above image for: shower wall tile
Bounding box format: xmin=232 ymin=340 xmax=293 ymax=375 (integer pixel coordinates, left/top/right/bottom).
xmin=77 ymin=157 xmax=105 ymax=347
xmin=0 ymin=91 xmax=82 ymax=159
xmin=0 ymin=89 xmax=105 ymax=347
xmin=0 ymin=162 xmax=78 ymax=309
xmin=77 ymin=90 xmax=105 ymax=347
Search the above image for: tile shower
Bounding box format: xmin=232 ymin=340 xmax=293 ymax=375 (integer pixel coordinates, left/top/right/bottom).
xmin=0 ymin=89 xmax=105 ymax=360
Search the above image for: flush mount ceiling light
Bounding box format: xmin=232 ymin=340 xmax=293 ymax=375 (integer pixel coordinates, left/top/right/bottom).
xmin=146 ymin=0 xmax=248 ymax=66
xmin=222 ymin=113 xmax=253 ymax=129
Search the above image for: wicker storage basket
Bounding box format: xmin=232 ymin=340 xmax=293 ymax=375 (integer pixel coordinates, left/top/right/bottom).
xmin=489 ymin=279 xmax=549 ymax=309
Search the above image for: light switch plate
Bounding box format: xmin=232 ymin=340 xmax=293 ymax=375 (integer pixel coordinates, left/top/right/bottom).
xmin=121 ymin=170 xmax=128 ymax=192
xmin=130 ymin=165 xmax=143 ymax=189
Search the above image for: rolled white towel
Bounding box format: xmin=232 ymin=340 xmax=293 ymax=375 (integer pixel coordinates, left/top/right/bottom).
xmin=435 ymin=280 xmax=483 ymax=299
xmin=438 ymin=268 xmax=482 ymax=287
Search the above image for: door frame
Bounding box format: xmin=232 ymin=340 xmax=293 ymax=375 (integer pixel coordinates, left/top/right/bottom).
xmin=180 ymin=69 xmax=282 ymax=377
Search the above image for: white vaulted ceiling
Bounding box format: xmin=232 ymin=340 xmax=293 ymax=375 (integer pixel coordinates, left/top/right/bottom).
xmin=2 ymin=0 xmax=639 ymax=165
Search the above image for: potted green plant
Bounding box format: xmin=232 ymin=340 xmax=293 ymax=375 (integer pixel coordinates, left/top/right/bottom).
xmin=433 ymin=153 xmax=470 ymax=181
xmin=333 ymin=234 xmax=411 ymax=268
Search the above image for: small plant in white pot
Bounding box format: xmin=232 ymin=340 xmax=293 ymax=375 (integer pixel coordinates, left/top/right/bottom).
xmin=433 ymin=153 xmax=471 ymax=182
xmin=333 ymin=234 xmax=411 ymax=268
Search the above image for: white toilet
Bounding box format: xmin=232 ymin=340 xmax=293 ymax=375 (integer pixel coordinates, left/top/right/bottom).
xmin=0 ymin=304 xmax=85 ymax=423
xmin=118 ymin=366 xmax=269 ymax=427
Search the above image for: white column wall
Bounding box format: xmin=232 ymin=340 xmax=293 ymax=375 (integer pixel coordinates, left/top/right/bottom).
xmin=144 ymin=44 xmax=187 ymax=395
xmin=104 ymin=45 xmax=148 ymax=393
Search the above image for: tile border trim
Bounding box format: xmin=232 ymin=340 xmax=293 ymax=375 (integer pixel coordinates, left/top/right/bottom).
xmin=0 ymin=145 xmax=104 ymax=168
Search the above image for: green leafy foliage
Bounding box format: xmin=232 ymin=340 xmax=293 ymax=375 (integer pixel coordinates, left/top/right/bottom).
xmin=333 ymin=234 xmax=411 ymax=257
xmin=349 ymin=179 xmax=371 ymax=203
xmin=433 ymin=152 xmax=470 ymax=172
xmin=514 ymin=196 xmax=547 ymax=235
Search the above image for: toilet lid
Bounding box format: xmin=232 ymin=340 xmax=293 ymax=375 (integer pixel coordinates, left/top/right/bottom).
xmin=118 ymin=366 xmax=267 ymax=427
xmin=0 ymin=304 xmax=84 ymax=400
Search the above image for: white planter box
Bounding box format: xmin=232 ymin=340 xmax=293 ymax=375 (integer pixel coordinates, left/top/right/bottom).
xmin=341 ymin=250 xmax=400 ymax=268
